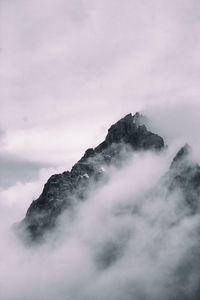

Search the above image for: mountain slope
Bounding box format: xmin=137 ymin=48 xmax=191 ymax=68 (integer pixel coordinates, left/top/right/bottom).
xmin=19 ymin=112 xmax=164 ymax=241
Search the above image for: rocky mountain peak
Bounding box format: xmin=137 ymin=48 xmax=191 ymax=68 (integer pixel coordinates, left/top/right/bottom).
xmin=95 ymin=112 xmax=164 ymax=153
xmin=18 ymin=112 xmax=165 ymax=241
xmin=105 ymin=112 xmax=145 ymax=143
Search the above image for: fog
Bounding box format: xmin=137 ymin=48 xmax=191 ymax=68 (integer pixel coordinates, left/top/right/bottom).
xmin=0 ymin=139 xmax=200 ymax=300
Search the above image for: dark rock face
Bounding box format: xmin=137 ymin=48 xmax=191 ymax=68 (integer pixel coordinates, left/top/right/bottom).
xmin=19 ymin=112 xmax=165 ymax=241
xmin=95 ymin=113 xmax=164 ymax=152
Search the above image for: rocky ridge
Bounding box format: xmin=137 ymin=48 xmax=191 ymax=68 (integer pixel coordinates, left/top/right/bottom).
xmin=19 ymin=112 xmax=165 ymax=241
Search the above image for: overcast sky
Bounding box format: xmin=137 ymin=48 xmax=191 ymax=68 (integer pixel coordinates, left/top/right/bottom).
xmin=1 ymin=0 xmax=200 ymax=185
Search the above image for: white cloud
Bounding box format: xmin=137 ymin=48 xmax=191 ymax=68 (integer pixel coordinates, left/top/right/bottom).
xmin=0 ymin=147 xmax=200 ymax=299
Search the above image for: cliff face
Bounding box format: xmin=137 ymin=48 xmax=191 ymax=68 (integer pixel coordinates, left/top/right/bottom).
xmin=19 ymin=113 xmax=165 ymax=240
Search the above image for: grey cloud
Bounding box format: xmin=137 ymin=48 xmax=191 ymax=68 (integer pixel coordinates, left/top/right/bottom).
xmin=0 ymin=154 xmax=52 ymax=188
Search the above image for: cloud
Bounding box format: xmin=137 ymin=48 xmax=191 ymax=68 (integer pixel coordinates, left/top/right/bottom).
xmin=1 ymin=0 xmax=200 ymax=165
xmin=0 ymin=143 xmax=200 ymax=300
xmin=0 ymin=153 xmax=53 ymax=188
xmin=143 ymin=100 xmax=200 ymax=165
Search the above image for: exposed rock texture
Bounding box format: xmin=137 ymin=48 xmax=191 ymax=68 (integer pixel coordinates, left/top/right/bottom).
xmin=19 ymin=112 xmax=165 ymax=241
xmin=95 ymin=113 xmax=164 ymax=152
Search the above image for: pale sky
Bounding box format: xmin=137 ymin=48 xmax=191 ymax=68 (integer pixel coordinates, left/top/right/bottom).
xmin=1 ymin=0 xmax=200 ymax=186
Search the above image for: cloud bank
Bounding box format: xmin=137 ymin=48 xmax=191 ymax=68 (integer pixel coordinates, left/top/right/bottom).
xmin=0 ymin=142 xmax=200 ymax=300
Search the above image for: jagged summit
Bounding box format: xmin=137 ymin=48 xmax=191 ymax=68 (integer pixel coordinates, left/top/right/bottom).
xmin=95 ymin=112 xmax=164 ymax=152
xmin=18 ymin=112 xmax=165 ymax=241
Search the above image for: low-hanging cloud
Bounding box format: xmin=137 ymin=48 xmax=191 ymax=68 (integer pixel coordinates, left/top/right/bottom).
xmin=0 ymin=143 xmax=200 ymax=300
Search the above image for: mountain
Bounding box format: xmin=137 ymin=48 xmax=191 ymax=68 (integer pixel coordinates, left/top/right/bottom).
xmin=18 ymin=112 xmax=165 ymax=241
xmin=19 ymin=112 xmax=200 ymax=248
xmin=16 ymin=112 xmax=200 ymax=298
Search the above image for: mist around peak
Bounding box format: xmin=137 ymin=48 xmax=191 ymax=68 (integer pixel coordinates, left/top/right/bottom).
xmin=1 ymin=133 xmax=200 ymax=299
